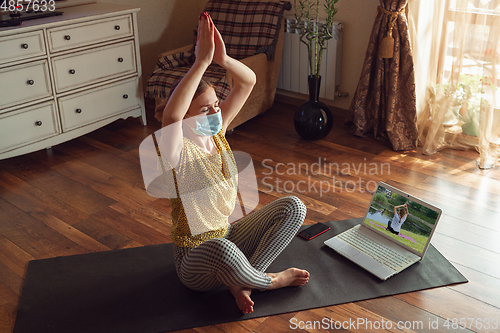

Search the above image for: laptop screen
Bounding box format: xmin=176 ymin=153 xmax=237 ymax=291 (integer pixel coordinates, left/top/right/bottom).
xmin=363 ymin=183 xmax=441 ymax=254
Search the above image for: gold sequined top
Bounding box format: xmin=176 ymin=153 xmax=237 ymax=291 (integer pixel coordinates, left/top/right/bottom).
xmin=157 ymin=129 xmax=238 ymax=248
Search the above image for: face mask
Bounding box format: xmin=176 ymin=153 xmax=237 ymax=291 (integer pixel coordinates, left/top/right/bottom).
xmin=185 ymin=110 xmax=223 ymax=136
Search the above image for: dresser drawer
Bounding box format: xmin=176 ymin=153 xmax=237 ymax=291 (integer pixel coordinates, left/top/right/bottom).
xmin=51 ymin=41 xmax=136 ymax=93
xmin=58 ymin=78 xmax=141 ymax=131
xmin=0 ymin=30 xmax=46 ymax=65
xmin=47 ymin=15 xmax=133 ymax=52
xmin=0 ymin=60 xmax=52 ymax=110
xmin=0 ymin=101 xmax=59 ymax=153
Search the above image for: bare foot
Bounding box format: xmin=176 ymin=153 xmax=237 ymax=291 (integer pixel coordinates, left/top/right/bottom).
xmin=228 ymin=285 xmax=254 ymax=314
xmin=266 ymin=268 xmax=310 ymax=290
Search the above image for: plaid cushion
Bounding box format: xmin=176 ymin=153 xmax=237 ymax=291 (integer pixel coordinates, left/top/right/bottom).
xmin=205 ymin=0 xmax=291 ymax=60
xmin=146 ymin=52 xmax=230 ymax=100
xmin=146 ymin=0 xmax=291 ymax=100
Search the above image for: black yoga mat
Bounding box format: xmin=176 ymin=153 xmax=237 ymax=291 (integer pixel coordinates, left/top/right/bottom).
xmin=14 ymin=218 xmax=467 ymax=333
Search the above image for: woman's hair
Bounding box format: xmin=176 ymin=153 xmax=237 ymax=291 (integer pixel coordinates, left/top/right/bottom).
xmin=169 ymin=78 xmax=214 ymax=100
xmin=155 ymin=79 xmax=215 ymax=121
xmin=398 ymin=208 xmax=406 ymax=217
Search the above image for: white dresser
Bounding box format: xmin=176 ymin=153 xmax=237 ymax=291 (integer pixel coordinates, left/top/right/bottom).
xmin=0 ymin=3 xmax=146 ymax=160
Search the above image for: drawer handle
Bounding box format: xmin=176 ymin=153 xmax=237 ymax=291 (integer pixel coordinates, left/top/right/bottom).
xmin=64 ymin=35 xmax=71 ymax=41
xmin=35 ymin=121 xmax=43 ymax=126
xmin=21 ymin=43 xmax=29 ymax=49
xmin=76 ymin=108 xmax=82 ymax=114
xmin=118 ymin=57 xmax=124 ymax=63
xmin=69 ymin=69 xmax=76 ymax=74
xmin=27 ymin=80 xmax=35 ymax=85
xmin=123 ymin=94 xmax=129 ymax=99
xmin=115 ymin=25 xmax=121 ymax=30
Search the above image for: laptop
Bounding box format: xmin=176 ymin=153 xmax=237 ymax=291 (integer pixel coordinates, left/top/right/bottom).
xmin=324 ymin=182 xmax=442 ymax=280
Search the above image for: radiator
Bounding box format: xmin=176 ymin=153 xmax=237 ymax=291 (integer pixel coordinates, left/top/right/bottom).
xmin=278 ymin=17 xmax=343 ymax=101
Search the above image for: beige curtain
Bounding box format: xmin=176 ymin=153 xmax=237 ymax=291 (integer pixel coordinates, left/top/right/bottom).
xmin=348 ymin=0 xmax=418 ymax=151
xmin=409 ymin=0 xmax=500 ymax=169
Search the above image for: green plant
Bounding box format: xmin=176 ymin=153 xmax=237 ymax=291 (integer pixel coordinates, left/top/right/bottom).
xmin=373 ymin=193 xmax=387 ymax=205
xmin=456 ymin=74 xmax=484 ymax=106
xmin=293 ymin=0 xmax=339 ymax=77
xmin=434 ymin=74 xmax=493 ymax=133
xmin=453 ymin=74 xmax=492 ymax=136
xmin=436 ymin=74 xmax=492 ymax=108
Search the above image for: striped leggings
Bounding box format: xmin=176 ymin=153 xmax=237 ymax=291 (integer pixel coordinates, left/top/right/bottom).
xmin=173 ymin=196 xmax=307 ymax=292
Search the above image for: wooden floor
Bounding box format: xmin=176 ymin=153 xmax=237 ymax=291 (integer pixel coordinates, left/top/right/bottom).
xmin=1 ymin=98 xmax=500 ymax=333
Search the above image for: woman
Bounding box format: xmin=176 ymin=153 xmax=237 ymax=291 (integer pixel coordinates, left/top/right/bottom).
xmin=155 ymin=12 xmax=309 ymax=314
xmin=387 ymin=203 xmax=408 ymax=235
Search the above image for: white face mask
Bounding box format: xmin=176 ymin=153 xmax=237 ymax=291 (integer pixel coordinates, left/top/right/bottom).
xmin=185 ymin=110 xmax=223 ymax=136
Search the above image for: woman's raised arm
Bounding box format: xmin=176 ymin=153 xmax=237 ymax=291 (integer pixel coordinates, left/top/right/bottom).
xmin=158 ymin=13 xmax=215 ymax=168
xmin=162 ymin=13 xmax=214 ymax=126
xmin=209 ymin=16 xmax=256 ymax=131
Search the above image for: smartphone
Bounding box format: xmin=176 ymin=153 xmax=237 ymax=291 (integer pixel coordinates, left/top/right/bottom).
xmin=298 ymin=222 xmax=330 ymax=240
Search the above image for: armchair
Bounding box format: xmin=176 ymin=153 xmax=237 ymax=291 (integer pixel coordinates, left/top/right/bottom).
xmin=146 ymin=0 xmax=291 ymax=130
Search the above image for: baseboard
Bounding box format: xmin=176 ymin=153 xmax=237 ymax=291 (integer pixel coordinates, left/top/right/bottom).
xmin=275 ymin=89 xmax=348 ymax=121
xmin=145 ymin=91 xmax=350 ymax=124
xmin=144 ymin=97 xmax=156 ymax=111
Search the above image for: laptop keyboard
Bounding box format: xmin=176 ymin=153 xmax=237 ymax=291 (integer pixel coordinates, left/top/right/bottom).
xmin=337 ymin=228 xmax=415 ymax=272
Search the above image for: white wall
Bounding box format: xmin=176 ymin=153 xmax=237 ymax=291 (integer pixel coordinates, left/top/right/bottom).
xmin=100 ymin=0 xmax=207 ymax=90
xmin=329 ymin=0 xmax=379 ymax=110
xmin=68 ymin=1 xmax=378 ymax=110
xmin=63 ymin=0 xmax=207 ymax=91
xmin=286 ymin=0 xmax=380 ymax=110
xmin=129 ymin=0 xmax=379 ymax=111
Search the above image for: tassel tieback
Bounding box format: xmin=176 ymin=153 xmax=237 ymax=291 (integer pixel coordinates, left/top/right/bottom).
xmin=377 ymin=5 xmax=406 ymax=59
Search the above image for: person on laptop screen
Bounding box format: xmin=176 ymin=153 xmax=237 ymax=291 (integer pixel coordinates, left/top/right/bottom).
xmin=387 ymin=203 xmax=409 ymax=235
xmin=140 ymin=13 xmax=309 ymax=315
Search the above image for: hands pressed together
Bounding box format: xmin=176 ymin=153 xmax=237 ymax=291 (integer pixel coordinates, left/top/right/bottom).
xmin=196 ymin=12 xmax=227 ymax=67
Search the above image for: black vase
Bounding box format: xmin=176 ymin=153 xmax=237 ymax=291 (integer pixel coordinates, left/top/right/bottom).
xmin=294 ymin=76 xmax=333 ymax=140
